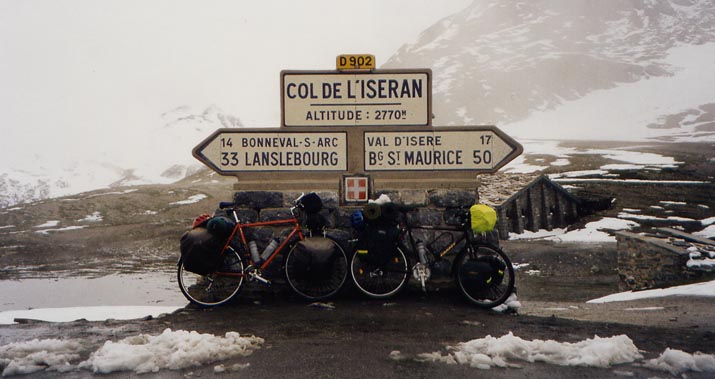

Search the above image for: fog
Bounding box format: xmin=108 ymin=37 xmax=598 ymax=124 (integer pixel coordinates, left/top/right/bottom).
xmin=0 ymin=0 xmax=471 ymax=171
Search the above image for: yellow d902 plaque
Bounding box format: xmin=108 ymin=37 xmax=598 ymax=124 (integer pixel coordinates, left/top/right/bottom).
xmin=336 ymin=54 xmax=375 ymax=70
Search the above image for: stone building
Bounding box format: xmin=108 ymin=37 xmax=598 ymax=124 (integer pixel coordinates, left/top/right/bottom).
xmin=478 ymin=173 xmax=583 ymax=238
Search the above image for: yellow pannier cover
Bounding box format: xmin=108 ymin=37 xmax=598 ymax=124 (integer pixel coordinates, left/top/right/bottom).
xmin=470 ymin=204 xmax=497 ymax=233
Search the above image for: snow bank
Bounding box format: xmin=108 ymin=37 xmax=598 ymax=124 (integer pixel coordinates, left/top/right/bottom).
xmin=418 ymin=332 xmax=643 ymax=369
xmin=0 ymin=306 xmax=182 ymax=325
xmin=417 ymin=333 xmax=715 ymax=375
xmin=0 ymin=329 xmax=263 ymax=376
xmin=694 ymin=224 xmax=715 ymax=239
xmin=588 ymin=279 xmax=715 ymax=303
xmin=3 ymin=329 xmax=715 ymax=376
xmin=509 ymin=217 xmax=637 ymax=242
xmin=0 ymin=338 xmax=82 ymax=376
xmin=644 ymin=348 xmax=715 ymax=376
xmin=79 ymin=328 xmax=263 ymax=374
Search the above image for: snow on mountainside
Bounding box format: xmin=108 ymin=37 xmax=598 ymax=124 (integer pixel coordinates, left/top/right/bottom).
xmin=383 ymin=0 xmax=715 ymax=141
xmin=0 ymin=106 xmax=242 ymax=208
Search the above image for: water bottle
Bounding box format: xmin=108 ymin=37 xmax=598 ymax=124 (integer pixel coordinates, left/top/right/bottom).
xmin=260 ymin=238 xmax=279 ymax=260
xmin=416 ymin=240 xmax=429 ymax=264
xmin=248 ymin=240 xmax=261 ymax=263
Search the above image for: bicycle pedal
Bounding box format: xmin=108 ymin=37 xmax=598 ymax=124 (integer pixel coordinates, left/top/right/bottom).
xmin=251 ymin=273 xmax=271 ymax=286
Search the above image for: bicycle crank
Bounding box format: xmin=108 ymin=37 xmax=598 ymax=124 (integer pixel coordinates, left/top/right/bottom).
xmin=246 ymin=266 xmax=271 ymax=286
xmin=412 ymin=262 xmax=431 ymax=292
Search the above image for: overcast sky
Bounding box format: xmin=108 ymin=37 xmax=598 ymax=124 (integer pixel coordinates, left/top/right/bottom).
xmin=0 ymin=0 xmax=471 ymax=170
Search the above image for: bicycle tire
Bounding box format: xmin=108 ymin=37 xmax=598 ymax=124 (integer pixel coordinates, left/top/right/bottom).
xmin=284 ymin=236 xmax=348 ymax=300
xmin=350 ymin=246 xmax=409 ymax=299
xmin=454 ymin=243 xmax=515 ymax=308
xmin=177 ymin=246 xmax=245 ymax=307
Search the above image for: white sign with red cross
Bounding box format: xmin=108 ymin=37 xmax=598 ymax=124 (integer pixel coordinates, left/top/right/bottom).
xmin=343 ymin=176 xmax=369 ymax=202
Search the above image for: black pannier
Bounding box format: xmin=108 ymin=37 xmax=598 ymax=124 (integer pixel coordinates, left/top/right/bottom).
xmin=459 ymin=256 xmax=506 ymax=293
xmin=180 ymin=227 xmax=226 ymax=275
xmin=356 ymin=224 xmax=401 ymax=266
xmin=289 ymin=237 xmax=339 ymax=280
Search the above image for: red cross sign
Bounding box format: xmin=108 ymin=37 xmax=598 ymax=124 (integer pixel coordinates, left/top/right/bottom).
xmin=344 ymin=176 xmax=369 ymax=202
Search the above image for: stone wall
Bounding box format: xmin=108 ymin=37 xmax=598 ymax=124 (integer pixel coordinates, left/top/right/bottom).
xmin=226 ymin=189 xmax=491 ymax=255
xmin=615 ymin=231 xmax=697 ymax=290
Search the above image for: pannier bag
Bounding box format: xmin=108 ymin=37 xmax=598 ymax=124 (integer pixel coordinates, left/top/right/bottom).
xmin=459 ymin=255 xmax=506 ymax=293
xmin=356 ymin=224 xmax=401 ymax=266
xmin=470 ymin=204 xmax=497 ymax=233
xmin=290 ymin=237 xmax=338 ymax=280
xmin=180 ymin=227 xmax=226 ymax=275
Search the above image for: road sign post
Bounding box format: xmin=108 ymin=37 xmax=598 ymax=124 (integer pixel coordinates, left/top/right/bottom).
xmin=193 ymin=129 xmax=348 ymax=174
xmin=192 ymin=55 xmax=523 ymax=196
xmin=281 ymin=69 xmax=432 ymax=127
xmin=363 ymin=127 xmax=521 ymax=173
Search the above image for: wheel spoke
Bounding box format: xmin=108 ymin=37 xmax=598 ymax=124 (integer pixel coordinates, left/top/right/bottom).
xmin=455 ymin=244 xmax=515 ymax=308
xmin=350 ymin=247 xmax=408 ymax=299
xmin=285 ymin=237 xmax=348 ymax=300
xmin=178 ymin=249 xmax=245 ymax=307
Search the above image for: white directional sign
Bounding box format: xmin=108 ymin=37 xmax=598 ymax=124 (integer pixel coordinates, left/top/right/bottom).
xmin=363 ymin=127 xmax=522 ymax=172
xmin=193 ymin=130 xmax=348 ymax=173
xmin=281 ymin=69 xmax=431 ymax=127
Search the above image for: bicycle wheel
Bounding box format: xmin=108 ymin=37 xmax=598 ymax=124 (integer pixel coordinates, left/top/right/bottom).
xmin=178 ymin=246 xmax=245 ymax=307
xmin=454 ymin=243 xmax=515 ymax=308
xmin=350 ymin=246 xmax=409 ymax=299
xmin=284 ymin=236 xmax=348 ymax=300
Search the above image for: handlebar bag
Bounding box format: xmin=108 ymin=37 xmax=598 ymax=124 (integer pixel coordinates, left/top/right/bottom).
xmin=180 ymin=227 xmax=225 ymax=275
xmin=299 ymin=192 xmax=323 ymax=214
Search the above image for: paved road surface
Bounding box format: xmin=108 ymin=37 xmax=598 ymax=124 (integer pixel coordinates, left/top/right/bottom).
xmin=2 ymin=285 xmax=713 ymax=379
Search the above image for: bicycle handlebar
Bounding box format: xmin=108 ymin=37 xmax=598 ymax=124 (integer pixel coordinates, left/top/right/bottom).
xmin=218 ymin=201 xmax=235 ymax=209
xmin=217 ymin=199 xmax=305 ymax=212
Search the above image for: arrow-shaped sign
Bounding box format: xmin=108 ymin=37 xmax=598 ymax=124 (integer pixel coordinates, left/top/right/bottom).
xmin=363 ymin=126 xmax=522 ymax=173
xmin=193 ymin=129 xmax=348 ymax=174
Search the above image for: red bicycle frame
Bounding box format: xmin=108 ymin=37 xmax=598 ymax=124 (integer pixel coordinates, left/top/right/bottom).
xmin=221 ymin=216 xmax=306 ymax=271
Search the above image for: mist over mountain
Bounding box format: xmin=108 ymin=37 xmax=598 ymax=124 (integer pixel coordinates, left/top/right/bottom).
xmin=4 ymin=0 xmax=715 ymax=207
xmin=383 ymin=0 xmax=715 ymax=140
xmin=0 ymin=106 xmax=242 ymax=208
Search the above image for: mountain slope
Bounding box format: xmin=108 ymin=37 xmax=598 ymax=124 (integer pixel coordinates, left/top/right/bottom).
xmin=383 ymin=0 xmax=715 ymax=140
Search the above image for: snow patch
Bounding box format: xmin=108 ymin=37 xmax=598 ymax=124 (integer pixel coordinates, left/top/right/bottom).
xmin=0 ymin=329 xmax=263 ymax=376
xmin=33 ymin=220 xmax=59 ymax=228
xmin=170 ymin=194 xmax=207 ymax=205
xmin=418 ymin=332 xmax=643 ymax=369
xmin=0 ymin=306 xmax=181 ymax=325
xmin=78 ymin=211 xmax=102 ymax=222
xmin=644 ymin=348 xmax=715 ymax=376
xmin=79 ymin=329 xmax=263 ymax=374
xmin=588 ymin=279 xmax=715 ymax=303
